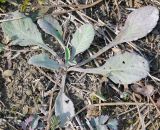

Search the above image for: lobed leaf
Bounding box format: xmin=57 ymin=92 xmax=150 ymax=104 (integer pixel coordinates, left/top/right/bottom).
xmin=114 ymin=6 xmax=159 ymax=44
xmin=28 ymin=53 xmax=60 ymax=71
xmin=71 ymin=24 xmax=95 ymax=57
xmin=55 ymin=91 xmax=75 ymax=127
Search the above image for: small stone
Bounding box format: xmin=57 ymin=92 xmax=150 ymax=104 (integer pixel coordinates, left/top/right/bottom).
xmin=25 ymin=89 xmax=32 ymax=96
xmin=23 ymin=105 xmax=29 ymax=114
xmin=3 ymin=70 xmax=14 ymax=77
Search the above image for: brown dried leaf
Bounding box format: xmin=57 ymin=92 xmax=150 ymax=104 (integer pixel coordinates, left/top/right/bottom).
xmin=131 ymin=84 xmax=154 ymax=97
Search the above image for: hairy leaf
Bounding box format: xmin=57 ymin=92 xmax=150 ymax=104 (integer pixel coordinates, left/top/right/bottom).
xmin=1 ymin=12 xmax=57 ymax=56
xmin=55 ymin=91 xmax=75 ymax=127
xmin=37 ymin=15 xmax=64 ymax=49
xmin=94 ymin=52 xmax=149 ymax=84
xmin=1 ymin=12 xmax=43 ymax=45
xmin=28 ymin=53 xmax=60 ymax=71
xmin=71 ymin=52 xmax=149 ymax=84
xmin=114 ymin=6 xmax=159 ymax=44
xmin=71 ymin=24 xmax=95 ymax=57
xmin=101 ymin=52 xmax=149 ymax=84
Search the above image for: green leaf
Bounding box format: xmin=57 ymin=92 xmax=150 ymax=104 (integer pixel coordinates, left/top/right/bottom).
xmin=55 ymin=91 xmax=75 ymax=127
xmin=28 ymin=53 xmax=60 ymax=71
xmin=20 ymin=0 xmax=30 ymax=12
xmin=50 ymin=116 xmax=60 ymax=130
xmin=0 ymin=43 xmax=4 ymax=53
xmin=65 ymin=47 xmax=71 ymax=64
xmin=37 ymin=15 xmax=64 ymax=49
xmin=114 ymin=6 xmax=159 ymax=44
xmin=71 ymin=24 xmax=95 ymax=57
xmin=0 ymin=0 xmax=6 ymax=3
xmin=1 ymin=11 xmax=57 ymax=56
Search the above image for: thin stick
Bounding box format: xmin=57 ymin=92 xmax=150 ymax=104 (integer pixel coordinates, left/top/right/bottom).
xmin=146 ymin=114 xmax=160 ymax=127
xmin=149 ymin=97 xmax=160 ymax=115
xmin=52 ymin=0 xmax=103 ymax=15
xmin=46 ymin=92 xmax=54 ymax=130
xmin=133 ymin=94 xmax=146 ymax=130
xmin=92 ymin=102 xmax=153 ymax=107
xmin=72 ymin=102 xmax=153 ymax=119
xmin=117 ymin=106 xmax=138 ymax=116
xmin=37 ymin=67 xmax=61 ymax=87
xmin=51 ymin=0 xmax=102 ymax=8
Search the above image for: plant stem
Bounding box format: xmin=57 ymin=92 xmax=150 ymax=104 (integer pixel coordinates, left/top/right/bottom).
xmin=61 ymin=73 xmax=67 ymax=92
xmin=75 ymin=40 xmax=118 ymax=67
xmin=67 ymin=66 xmax=102 ymax=75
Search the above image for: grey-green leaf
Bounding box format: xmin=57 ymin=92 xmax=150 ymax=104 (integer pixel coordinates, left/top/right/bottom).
xmin=89 ymin=115 xmax=109 ymax=130
xmin=55 ymin=91 xmax=75 ymax=127
xmin=71 ymin=24 xmax=95 ymax=57
xmin=101 ymin=52 xmax=149 ymax=84
xmin=1 ymin=12 xmax=44 ymax=46
xmin=96 ymin=52 xmax=149 ymax=84
xmin=1 ymin=11 xmax=57 ymax=56
xmin=71 ymin=52 xmax=149 ymax=84
xmin=28 ymin=53 xmax=60 ymax=71
xmin=114 ymin=6 xmax=159 ymax=44
xmin=107 ymin=118 xmax=118 ymax=130
xmin=37 ymin=15 xmax=64 ymax=49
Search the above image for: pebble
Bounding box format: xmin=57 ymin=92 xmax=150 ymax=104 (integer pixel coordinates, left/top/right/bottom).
xmin=3 ymin=70 xmax=14 ymax=77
